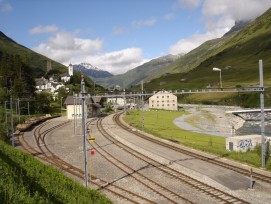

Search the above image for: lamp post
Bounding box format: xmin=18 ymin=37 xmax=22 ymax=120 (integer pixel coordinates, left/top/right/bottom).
xmin=213 ymin=67 xmax=222 ymax=88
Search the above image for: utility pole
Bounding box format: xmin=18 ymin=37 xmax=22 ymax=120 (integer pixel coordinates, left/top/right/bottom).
xmin=27 ymin=101 xmax=30 ymax=116
xmin=17 ymin=98 xmax=20 ymax=123
xmin=60 ymin=97 xmax=63 ymax=116
xmin=141 ymin=80 xmax=144 ymax=130
xmin=5 ymin=101 xmax=9 ymax=141
xmin=123 ymin=89 xmax=126 ymax=114
xmin=75 ymin=94 xmax=78 ymax=133
xmin=10 ymin=92 xmax=14 ymax=147
xmin=93 ymin=80 xmax=96 ymax=95
xmin=73 ymin=94 xmax=76 ymax=135
xmin=80 ymin=76 xmax=89 ymax=187
xmin=259 ymin=59 xmax=266 ymax=168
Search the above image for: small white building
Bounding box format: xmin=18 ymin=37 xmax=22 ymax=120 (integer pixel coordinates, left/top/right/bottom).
xmin=64 ymin=95 xmax=102 ymax=119
xmin=149 ymin=91 xmax=178 ymax=111
xmin=107 ymin=97 xmax=126 ymax=106
xmin=64 ymin=96 xmax=83 ymax=119
xmin=226 ymin=135 xmax=264 ymax=152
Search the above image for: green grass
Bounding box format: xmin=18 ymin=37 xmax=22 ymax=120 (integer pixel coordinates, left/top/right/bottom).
xmin=0 ymin=140 xmax=112 ymax=204
xmin=123 ymin=110 xmax=271 ymax=170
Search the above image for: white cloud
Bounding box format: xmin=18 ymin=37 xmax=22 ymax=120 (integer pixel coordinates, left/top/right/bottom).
xmin=169 ymin=0 xmax=271 ymax=55
xmin=32 ymin=31 xmax=146 ymax=74
xmin=69 ymin=48 xmax=147 ymax=75
xmin=0 ymin=1 xmax=12 ymax=13
xmin=176 ymin=0 xmax=202 ymax=10
xmin=164 ymin=13 xmax=174 ymax=20
xmin=168 ymin=29 xmax=227 ymax=54
xmin=29 ymin=25 xmax=58 ymax=34
xmin=202 ymin=0 xmax=271 ymax=21
xmin=132 ymin=17 xmax=157 ymax=28
xmin=33 ymin=31 xmax=103 ymax=64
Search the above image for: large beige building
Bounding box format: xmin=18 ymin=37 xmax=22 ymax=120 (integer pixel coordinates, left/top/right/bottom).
xmin=149 ymin=91 xmax=178 ymax=111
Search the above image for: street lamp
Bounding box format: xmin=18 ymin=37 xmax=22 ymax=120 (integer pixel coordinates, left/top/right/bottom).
xmin=213 ymin=67 xmax=222 ymax=88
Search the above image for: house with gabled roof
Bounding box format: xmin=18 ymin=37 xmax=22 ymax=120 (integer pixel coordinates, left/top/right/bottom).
xmin=64 ymin=95 xmax=102 ymax=119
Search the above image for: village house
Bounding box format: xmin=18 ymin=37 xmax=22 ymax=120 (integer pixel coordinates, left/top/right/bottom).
xmin=35 ymin=77 xmax=48 ymax=92
xmin=35 ymin=77 xmax=64 ymax=100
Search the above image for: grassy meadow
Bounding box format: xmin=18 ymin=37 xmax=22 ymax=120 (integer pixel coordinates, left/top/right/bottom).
xmin=123 ymin=109 xmax=271 ymax=170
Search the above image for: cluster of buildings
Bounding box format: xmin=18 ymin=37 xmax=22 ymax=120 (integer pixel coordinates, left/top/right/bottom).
xmin=63 ymin=90 xmax=178 ymax=119
xmin=35 ymin=63 xmax=74 ymax=98
xmin=35 ymin=61 xmax=179 ymax=118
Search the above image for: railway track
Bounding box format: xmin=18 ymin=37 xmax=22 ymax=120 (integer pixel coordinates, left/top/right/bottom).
xmin=18 ymin=119 xmax=155 ymax=204
xmin=92 ymin=115 xmax=250 ymax=204
xmin=115 ymin=112 xmax=271 ymax=185
xmin=90 ymin=118 xmax=194 ymax=204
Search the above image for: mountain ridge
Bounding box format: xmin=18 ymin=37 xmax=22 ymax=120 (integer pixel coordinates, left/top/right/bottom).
xmin=73 ymin=63 xmax=113 ymax=78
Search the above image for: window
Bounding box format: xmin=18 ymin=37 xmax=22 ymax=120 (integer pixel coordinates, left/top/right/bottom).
xmin=157 ymin=100 xmax=159 ymax=103
xmin=172 ymin=100 xmax=175 ymax=102
xmin=167 ymin=104 xmax=169 ymax=106
xmin=162 ymin=104 xmax=164 ymax=106
xmin=167 ymin=96 xmax=169 ymax=98
xmin=157 ymin=96 xmax=159 ymax=98
xmin=162 ymin=96 xmax=164 ymax=98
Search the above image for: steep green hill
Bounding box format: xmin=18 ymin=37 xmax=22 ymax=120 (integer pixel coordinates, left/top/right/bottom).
xmin=0 ymin=31 xmax=66 ymax=77
xmin=156 ymin=20 xmax=251 ymax=78
xmin=143 ymin=7 xmax=271 ymax=91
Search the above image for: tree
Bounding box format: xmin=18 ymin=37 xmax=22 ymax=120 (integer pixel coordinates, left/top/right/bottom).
xmin=33 ymin=92 xmax=53 ymax=114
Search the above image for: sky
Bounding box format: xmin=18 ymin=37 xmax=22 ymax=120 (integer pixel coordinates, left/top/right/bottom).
xmin=1 ymin=0 xmax=271 ymax=75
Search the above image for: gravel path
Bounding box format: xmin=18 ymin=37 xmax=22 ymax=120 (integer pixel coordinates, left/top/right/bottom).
xmin=174 ymin=105 xmax=246 ymax=137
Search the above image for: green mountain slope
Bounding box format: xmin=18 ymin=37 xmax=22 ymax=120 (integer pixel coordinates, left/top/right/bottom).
xmin=143 ymin=7 xmax=271 ymax=91
xmin=0 ymin=31 xmax=67 ymax=77
xmin=95 ymin=54 xmax=179 ymax=89
xmin=157 ymin=21 xmax=252 ymax=78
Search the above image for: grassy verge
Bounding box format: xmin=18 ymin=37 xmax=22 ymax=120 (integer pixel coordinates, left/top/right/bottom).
xmin=123 ymin=110 xmax=271 ymax=170
xmin=0 ymin=140 xmax=112 ymax=204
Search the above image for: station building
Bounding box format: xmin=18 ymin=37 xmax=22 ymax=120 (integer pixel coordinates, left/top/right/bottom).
xmin=64 ymin=95 xmax=102 ymax=119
